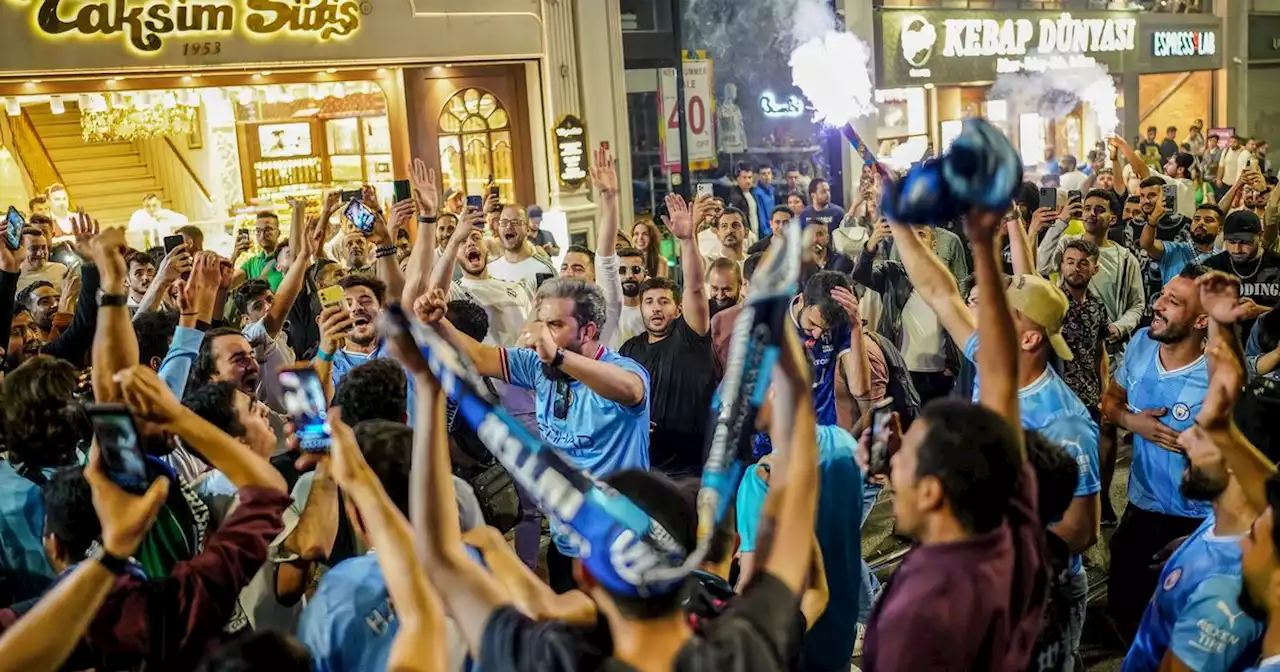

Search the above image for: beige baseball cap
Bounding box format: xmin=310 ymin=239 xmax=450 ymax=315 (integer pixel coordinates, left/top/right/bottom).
xmin=1005 ymin=274 xmax=1074 ymax=362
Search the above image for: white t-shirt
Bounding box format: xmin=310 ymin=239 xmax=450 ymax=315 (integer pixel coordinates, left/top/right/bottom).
xmin=1155 ymin=174 xmax=1196 ymax=218
xmin=487 ymin=254 xmax=554 ymax=297
xmin=452 ymin=276 xmax=533 ymax=347
xmin=610 ymin=304 xmax=646 ymax=349
xmin=899 ymin=291 xmax=946 ymax=373
xmin=16 ymin=262 xmax=68 ymax=293
xmin=1059 ymin=170 xmax=1089 ymax=193
xmin=1222 ymin=147 xmax=1245 ymax=185
xmin=244 ymin=318 xmax=297 ymax=413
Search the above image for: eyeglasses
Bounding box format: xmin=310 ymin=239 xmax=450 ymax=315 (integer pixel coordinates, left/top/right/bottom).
xmin=554 ymin=380 xmax=571 ymax=420
xmin=621 ymin=265 xmax=645 ymax=275
xmin=498 ymin=219 xmax=523 ymax=227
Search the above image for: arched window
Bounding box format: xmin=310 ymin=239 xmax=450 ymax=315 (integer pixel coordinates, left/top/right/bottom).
xmin=438 ymin=88 xmax=514 ymax=203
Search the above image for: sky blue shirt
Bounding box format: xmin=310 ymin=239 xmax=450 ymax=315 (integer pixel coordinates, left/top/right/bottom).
xmin=1123 ymin=517 xmax=1262 ymax=672
xmin=1159 ymin=242 xmax=1219 ymax=286
xmin=298 ymin=553 xmax=476 ymax=672
xmin=502 ymin=346 xmax=650 ymax=555
xmin=329 ymin=341 xmax=417 ymax=424
xmin=964 ymin=335 xmax=1101 ymax=573
xmin=0 ymin=461 xmax=53 ymax=581
xmin=737 ymin=424 xmax=864 ymax=672
xmin=1116 ymin=328 xmax=1211 ymax=518
xmin=1246 ymin=658 xmax=1280 ymax=672
xmin=158 ymin=325 xmax=205 ymax=399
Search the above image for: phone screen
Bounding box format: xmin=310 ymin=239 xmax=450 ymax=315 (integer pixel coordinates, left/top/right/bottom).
xmin=6 ymin=206 xmax=25 ymax=250
xmin=466 ymin=195 xmax=484 ymax=210
xmin=163 ymin=234 xmax=185 ymax=255
xmin=85 ymin=405 xmax=152 ymax=494
xmin=279 ymin=368 xmax=333 ymax=452
xmin=868 ymin=397 xmax=896 ymax=476
xmin=344 ymin=199 xmax=376 ymax=236
xmin=535 ymin=272 xmax=555 ymax=289
xmin=393 ymin=179 xmax=413 ymax=204
xmin=1163 ymin=184 xmax=1177 ymax=211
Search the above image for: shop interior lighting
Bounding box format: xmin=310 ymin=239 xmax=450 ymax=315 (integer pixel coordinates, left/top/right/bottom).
xmin=237 ymin=88 xmax=254 ymax=106
xmin=162 ymin=92 xmax=178 ymax=109
xmin=4 ymin=98 xmax=20 ymax=117
xmin=332 ymin=83 xmax=347 ymax=99
xmin=49 ymin=95 xmax=65 ymax=115
xmin=109 ymin=92 xmax=125 ymax=109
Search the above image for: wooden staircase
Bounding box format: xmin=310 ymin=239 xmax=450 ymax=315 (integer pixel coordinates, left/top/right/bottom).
xmin=25 ymin=102 xmax=167 ymax=228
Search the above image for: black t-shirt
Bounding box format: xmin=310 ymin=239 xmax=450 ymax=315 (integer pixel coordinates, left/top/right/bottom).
xmin=619 ymin=317 xmax=716 ymax=477
xmin=1203 ymin=249 xmax=1280 ymax=337
xmin=480 ymin=572 xmax=801 ymax=672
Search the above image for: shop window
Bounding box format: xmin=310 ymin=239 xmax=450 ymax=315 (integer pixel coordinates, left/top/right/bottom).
xmin=438 ymin=88 xmax=514 ymax=203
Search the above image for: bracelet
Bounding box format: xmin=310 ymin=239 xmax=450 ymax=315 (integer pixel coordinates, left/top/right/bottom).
xmin=419 ymin=215 xmax=438 ymax=224
xmin=317 ymin=349 xmax=336 ymax=362
xmin=97 ymin=293 xmax=128 ymax=307
xmin=375 ymin=244 xmax=397 ymax=259
xmin=180 ymin=312 xmax=198 ymax=316
xmin=550 ymin=348 xmax=566 ymax=368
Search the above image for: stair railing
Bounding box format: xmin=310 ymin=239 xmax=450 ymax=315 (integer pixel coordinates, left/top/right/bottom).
xmin=10 ymin=110 xmax=63 ymax=191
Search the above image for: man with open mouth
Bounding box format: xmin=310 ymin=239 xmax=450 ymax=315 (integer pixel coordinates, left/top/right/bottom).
xmin=487 ymin=203 xmax=555 ymax=297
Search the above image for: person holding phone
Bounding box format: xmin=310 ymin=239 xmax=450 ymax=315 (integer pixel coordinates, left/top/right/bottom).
xmin=238 ymin=211 xmax=285 ymax=291
xmin=1112 ymin=135 xmax=1197 ymax=218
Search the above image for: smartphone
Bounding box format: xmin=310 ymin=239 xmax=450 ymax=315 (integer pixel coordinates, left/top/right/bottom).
xmin=466 ymin=194 xmax=484 ymax=210
xmin=318 ymin=284 xmax=344 ymax=308
xmin=535 ymin=272 xmax=555 ymax=289
xmin=163 ymin=234 xmax=185 ymax=255
xmin=1162 ymin=183 xmax=1177 ymax=211
xmin=487 ymin=175 xmax=501 ymax=212
xmin=278 ymin=367 xmax=333 ymax=452
xmin=5 ymin=206 xmax=25 ymax=251
xmin=339 ymin=189 xmax=363 ymax=203
xmin=696 ymin=183 xmax=714 ymax=199
xmin=84 ymin=404 xmax=153 ymax=494
xmin=1038 ymin=187 xmax=1057 ymax=210
xmin=867 ymin=397 xmax=896 ymax=476
xmin=1067 ymin=190 xmax=1082 ymax=203
xmin=344 ymin=198 xmax=376 ymax=236
xmin=393 ymin=179 xmax=413 ymax=204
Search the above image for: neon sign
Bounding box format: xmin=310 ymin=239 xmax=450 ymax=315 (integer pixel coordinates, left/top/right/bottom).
xmin=555 ymin=115 xmax=587 ymax=189
xmin=1152 ymin=30 xmax=1216 ymax=57
xmin=20 ymin=0 xmax=364 ymax=54
xmin=759 ymin=92 xmax=804 ymax=118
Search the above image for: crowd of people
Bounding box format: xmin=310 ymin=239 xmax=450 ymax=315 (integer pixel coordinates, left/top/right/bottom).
xmin=3 ymin=118 xmax=1280 ymax=672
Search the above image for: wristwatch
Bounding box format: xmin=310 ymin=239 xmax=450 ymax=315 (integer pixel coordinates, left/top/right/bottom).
xmin=97 ymin=292 xmax=129 ymax=308
xmin=89 ymin=544 xmax=133 ymax=576
xmin=550 ymin=348 xmax=566 ymax=368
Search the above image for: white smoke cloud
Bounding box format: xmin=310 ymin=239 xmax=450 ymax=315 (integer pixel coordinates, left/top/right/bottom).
xmin=789 ymin=31 xmax=876 ymax=126
xmin=987 ymin=63 xmax=1119 ymax=138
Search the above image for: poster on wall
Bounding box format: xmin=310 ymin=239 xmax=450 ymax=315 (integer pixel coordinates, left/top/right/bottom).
xmin=659 ymin=52 xmax=717 ymax=171
xmin=1208 ymin=127 xmax=1235 ymax=144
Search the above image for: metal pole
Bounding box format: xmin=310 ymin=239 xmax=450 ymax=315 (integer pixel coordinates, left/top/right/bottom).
xmin=670 ymin=0 xmax=692 ymax=200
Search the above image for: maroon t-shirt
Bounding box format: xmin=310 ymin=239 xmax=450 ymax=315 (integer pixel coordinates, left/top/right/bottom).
xmin=863 ymin=462 xmax=1048 ymax=672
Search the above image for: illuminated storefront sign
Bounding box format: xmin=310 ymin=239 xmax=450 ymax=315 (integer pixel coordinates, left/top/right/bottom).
xmin=759 ymin=91 xmax=804 ymax=118
xmin=1152 ymin=30 xmax=1215 ymax=57
xmin=16 ymin=0 xmax=366 ymax=54
xmin=881 ymin=9 xmax=1139 ymax=87
xmin=555 ymin=115 xmax=587 ymax=189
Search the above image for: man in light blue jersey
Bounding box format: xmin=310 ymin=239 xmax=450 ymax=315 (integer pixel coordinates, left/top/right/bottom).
xmin=432 ymin=277 xmax=650 ymax=593
xmin=1141 ymin=203 xmax=1223 ymax=286
xmin=1104 ymin=264 xmax=1212 ymax=640
xmin=889 ymin=216 xmax=1101 ymax=664
xmin=1123 ymin=424 xmax=1263 ymax=671
xmin=298 ymin=420 xmax=485 ymax=672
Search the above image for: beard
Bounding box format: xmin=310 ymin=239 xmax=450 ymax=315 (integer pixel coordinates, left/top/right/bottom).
xmin=1180 ymin=462 xmax=1228 ymax=501
xmin=1064 ymin=274 xmax=1090 ymax=290
xmin=1190 ymin=229 xmax=1217 ymax=246
xmin=1150 ymin=317 xmax=1192 ymax=344
xmin=621 ymin=281 xmax=641 ymax=298
xmin=709 ymin=298 xmax=736 ymax=317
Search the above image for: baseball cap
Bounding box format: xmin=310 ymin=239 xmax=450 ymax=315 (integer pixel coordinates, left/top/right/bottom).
xmin=1224 ymin=210 xmax=1262 ymax=242
xmin=527 ymin=205 xmax=543 ymax=219
xmin=1005 ymin=274 xmax=1074 ymax=361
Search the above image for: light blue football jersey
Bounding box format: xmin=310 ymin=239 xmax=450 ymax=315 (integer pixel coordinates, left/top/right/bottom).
xmin=965 ymin=335 xmax=1101 ymax=574
xmin=1115 ymin=328 xmax=1211 ymax=518
xmin=1123 ymin=516 xmax=1263 ymax=672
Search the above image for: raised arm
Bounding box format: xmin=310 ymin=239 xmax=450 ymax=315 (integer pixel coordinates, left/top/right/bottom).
xmin=0 ymin=446 xmax=168 ymax=672
xmin=402 ymin=161 xmax=440 ymax=307
xmin=263 ymin=200 xmax=323 ymax=339
xmin=834 ymin=286 xmax=875 ymax=416
xmin=428 ymin=209 xmax=485 ymax=296
xmin=1035 ymin=203 xmax=1079 ymax=277
xmin=1008 ymin=209 xmax=1037 ymax=276
xmin=89 ymin=227 xmax=138 ymax=402
xmin=592 ymin=147 xmax=624 ymax=346
xmin=116 ymin=366 xmax=287 ymax=493
xmin=462 ymin=525 xmax=597 ymax=626
xmin=664 ymin=193 xmax=710 ymax=335
xmin=1140 ymin=197 xmax=1169 ymax=260
xmin=1111 ymin=135 xmax=1151 ymax=182
xmin=966 ymin=209 xmax=1022 ymax=440
xmin=326 ymin=409 xmax=449 ymax=672
xmin=387 ymin=328 xmax=511 ymax=656
xmin=889 ymin=220 xmax=975 ymax=346
xmin=372 ymin=199 xmax=415 ymax=306
xmin=133 ymin=243 xmax=191 ymax=316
